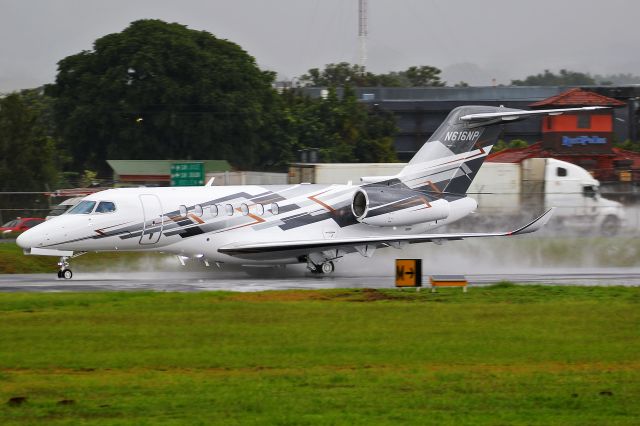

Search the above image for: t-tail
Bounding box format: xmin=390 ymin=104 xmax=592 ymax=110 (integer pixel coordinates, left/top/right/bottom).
xmin=396 ymin=105 xmax=608 ymax=199
xmin=397 ymin=106 xmax=507 ymax=198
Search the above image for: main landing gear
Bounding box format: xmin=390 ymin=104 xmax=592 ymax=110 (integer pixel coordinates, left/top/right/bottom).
xmin=305 ymin=252 xmax=341 ymax=275
xmin=309 ymin=261 xmax=335 ymax=275
xmin=56 ymin=252 xmax=86 ymax=280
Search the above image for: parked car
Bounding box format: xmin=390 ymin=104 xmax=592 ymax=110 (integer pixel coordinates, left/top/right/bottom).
xmin=0 ymin=217 xmax=45 ymax=235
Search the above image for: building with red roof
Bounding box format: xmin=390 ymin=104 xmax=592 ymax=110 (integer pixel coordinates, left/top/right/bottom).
xmin=489 ymin=88 xmax=640 ymax=183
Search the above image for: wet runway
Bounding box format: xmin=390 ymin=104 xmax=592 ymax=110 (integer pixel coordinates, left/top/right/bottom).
xmin=0 ymin=268 xmax=639 ymax=292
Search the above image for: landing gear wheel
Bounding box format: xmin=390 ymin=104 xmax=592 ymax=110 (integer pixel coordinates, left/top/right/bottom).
xmin=61 ymin=269 xmax=73 ymax=280
xmin=57 ymin=270 xmax=63 ymax=279
xmin=320 ymin=261 xmax=334 ymax=274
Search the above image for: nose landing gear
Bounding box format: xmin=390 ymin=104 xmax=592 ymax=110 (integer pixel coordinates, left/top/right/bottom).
xmin=57 ymin=268 xmax=73 ymax=280
xmin=56 ymin=252 xmax=86 ymax=279
xmin=57 ymin=257 xmax=72 ymax=280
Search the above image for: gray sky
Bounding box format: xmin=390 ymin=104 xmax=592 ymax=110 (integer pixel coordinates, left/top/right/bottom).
xmin=1 ymin=0 xmax=639 ymax=91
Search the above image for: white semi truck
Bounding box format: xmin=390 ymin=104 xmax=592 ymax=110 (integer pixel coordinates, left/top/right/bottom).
xmin=467 ymin=158 xmax=625 ymax=235
xmin=289 ymin=158 xmax=625 ymax=234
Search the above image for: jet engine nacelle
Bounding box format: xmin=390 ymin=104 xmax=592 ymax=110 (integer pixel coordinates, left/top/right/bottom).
xmin=351 ymin=188 xmax=450 ymax=227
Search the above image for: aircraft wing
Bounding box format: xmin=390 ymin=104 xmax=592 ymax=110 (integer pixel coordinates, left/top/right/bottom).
xmin=218 ymin=208 xmax=554 ymax=260
xmin=460 ymin=106 xmax=608 ymax=123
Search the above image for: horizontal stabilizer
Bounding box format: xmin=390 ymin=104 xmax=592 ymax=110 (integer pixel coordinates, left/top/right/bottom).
xmin=460 ymin=106 xmax=609 ymax=123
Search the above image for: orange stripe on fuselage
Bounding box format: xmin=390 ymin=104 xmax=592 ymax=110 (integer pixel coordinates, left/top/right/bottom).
xmin=308 ymin=190 xmax=336 ymax=212
xmin=189 ymin=214 xmax=205 ymax=224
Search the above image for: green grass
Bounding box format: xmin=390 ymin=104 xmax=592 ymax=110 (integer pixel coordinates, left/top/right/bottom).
xmin=0 ymin=287 xmax=639 ymax=424
xmin=0 ymin=243 xmax=168 ymax=274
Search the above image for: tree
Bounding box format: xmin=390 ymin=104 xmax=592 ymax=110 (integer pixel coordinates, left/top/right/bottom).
xmin=281 ymin=86 xmax=397 ymax=163
xmin=299 ymin=62 xmax=381 ymax=87
xmin=299 ymin=63 xmax=445 ymax=87
xmin=0 ymin=91 xmax=59 ymax=191
xmin=492 ymin=139 xmax=529 ymax=153
xmin=47 ymin=19 xmax=288 ymax=175
xmin=592 ymin=73 xmax=640 ymax=85
xmin=403 ymin=66 xmax=445 ymax=87
xmin=511 ymin=69 xmax=596 ymax=86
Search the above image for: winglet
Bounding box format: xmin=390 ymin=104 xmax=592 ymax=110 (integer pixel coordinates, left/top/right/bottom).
xmin=509 ymin=208 xmax=555 ymax=236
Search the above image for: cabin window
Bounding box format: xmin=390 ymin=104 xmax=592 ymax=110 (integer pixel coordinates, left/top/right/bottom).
xmin=210 ymin=204 xmax=218 ymax=217
xmin=68 ymin=201 xmax=96 ymax=214
xmin=179 ymin=205 xmax=188 ymax=218
xmin=271 ymin=203 xmax=279 ymax=215
xmin=255 ymin=204 xmax=264 ymax=216
xmin=225 ymin=204 xmax=234 ymax=216
xmin=577 ymin=114 xmax=591 ymax=129
xmin=95 ymin=201 xmax=116 ymax=213
xmin=556 ymin=167 xmax=568 ymax=177
xmin=240 ymin=203 xmax=249 ymax=216
xmin=194 ymin=204 xmax=203 ymax=217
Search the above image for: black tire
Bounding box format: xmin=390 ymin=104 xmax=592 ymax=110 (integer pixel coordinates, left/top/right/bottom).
xmin=600 ymin=215 xmax=620 ymax=236
xmin=320 ymin=261 xmax=334 ymax=274
xmin=57 ymin=270 xmax=63 ymax=279
xmin=62 ymin=269 xmax=73 ymax=280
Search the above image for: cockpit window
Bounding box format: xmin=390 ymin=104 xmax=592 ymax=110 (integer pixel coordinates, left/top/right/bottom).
xmin=95 ymin=201 xmax=116 ymax=213
xmin=68 ymin=201 xmax=96 ymax=214
xmin=48 ymin=205 xmax=71 ymax=217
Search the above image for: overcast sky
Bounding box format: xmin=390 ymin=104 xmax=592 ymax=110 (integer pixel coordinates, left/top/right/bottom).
xmin=1 ymin=0 xmax=639 ymax=91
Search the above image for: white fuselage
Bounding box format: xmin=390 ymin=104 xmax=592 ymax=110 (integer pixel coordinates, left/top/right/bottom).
xmin=18 ymin=183 xmax=477 ymax=265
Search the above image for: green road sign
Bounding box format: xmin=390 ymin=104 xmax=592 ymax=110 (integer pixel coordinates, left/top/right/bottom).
xmin=170 ymin=162 xmax=205 ymax=186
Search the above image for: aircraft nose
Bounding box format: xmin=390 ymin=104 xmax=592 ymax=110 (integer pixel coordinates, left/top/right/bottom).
xmin=16 ymin=228 xmax=37 ymax=249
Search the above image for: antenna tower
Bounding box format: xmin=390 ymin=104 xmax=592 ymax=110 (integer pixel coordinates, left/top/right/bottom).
xmin=358 ymin=0 xmax=368 ymax=69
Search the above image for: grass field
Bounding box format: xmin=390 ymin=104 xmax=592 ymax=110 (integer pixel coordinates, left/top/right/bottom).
xmin=0 ymin=243 xmax=168 ymax=274
xmin=1 ymin=285 xmax=639 ymax=425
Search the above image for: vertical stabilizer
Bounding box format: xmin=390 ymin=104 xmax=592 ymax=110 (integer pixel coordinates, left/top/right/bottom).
xmin=398 ymin=106 xmax=515 ymax=197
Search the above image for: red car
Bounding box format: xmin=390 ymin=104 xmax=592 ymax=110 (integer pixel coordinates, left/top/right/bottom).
xmin=0 ymin=217 xmax=45 ymax=234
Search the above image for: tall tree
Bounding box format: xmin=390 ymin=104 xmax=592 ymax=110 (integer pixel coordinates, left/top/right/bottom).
xmin=0 ymin=91 xmax=59 ymax=191
xmin=281 ymin=86 xmax=397 ymax=163
xmin=47 ymin=19 xmax=287 ymax=174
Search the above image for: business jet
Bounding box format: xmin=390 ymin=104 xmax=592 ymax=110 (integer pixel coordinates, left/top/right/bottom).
xmin=17 ymin=105 xmax=605 ymax=279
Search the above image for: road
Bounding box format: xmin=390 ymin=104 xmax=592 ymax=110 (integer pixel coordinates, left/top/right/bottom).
xmin=0 ymin=268 xmax=638 ymax=292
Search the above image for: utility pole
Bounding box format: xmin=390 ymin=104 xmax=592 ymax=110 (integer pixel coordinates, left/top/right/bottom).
xmin=358 ymin=0 xmax=368 ymax=70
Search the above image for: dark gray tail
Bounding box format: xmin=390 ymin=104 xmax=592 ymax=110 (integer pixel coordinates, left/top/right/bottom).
xmin=398 ymin=106 xmax=510 ymax=197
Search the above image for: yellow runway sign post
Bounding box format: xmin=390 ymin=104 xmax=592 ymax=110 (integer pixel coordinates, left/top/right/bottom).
xmin=395 ymin=259 xmax=422 ymax=288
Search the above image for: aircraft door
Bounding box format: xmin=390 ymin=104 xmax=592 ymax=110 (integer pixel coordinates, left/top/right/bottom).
xmin=139 ymin=194 xmax=164 ymax=245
